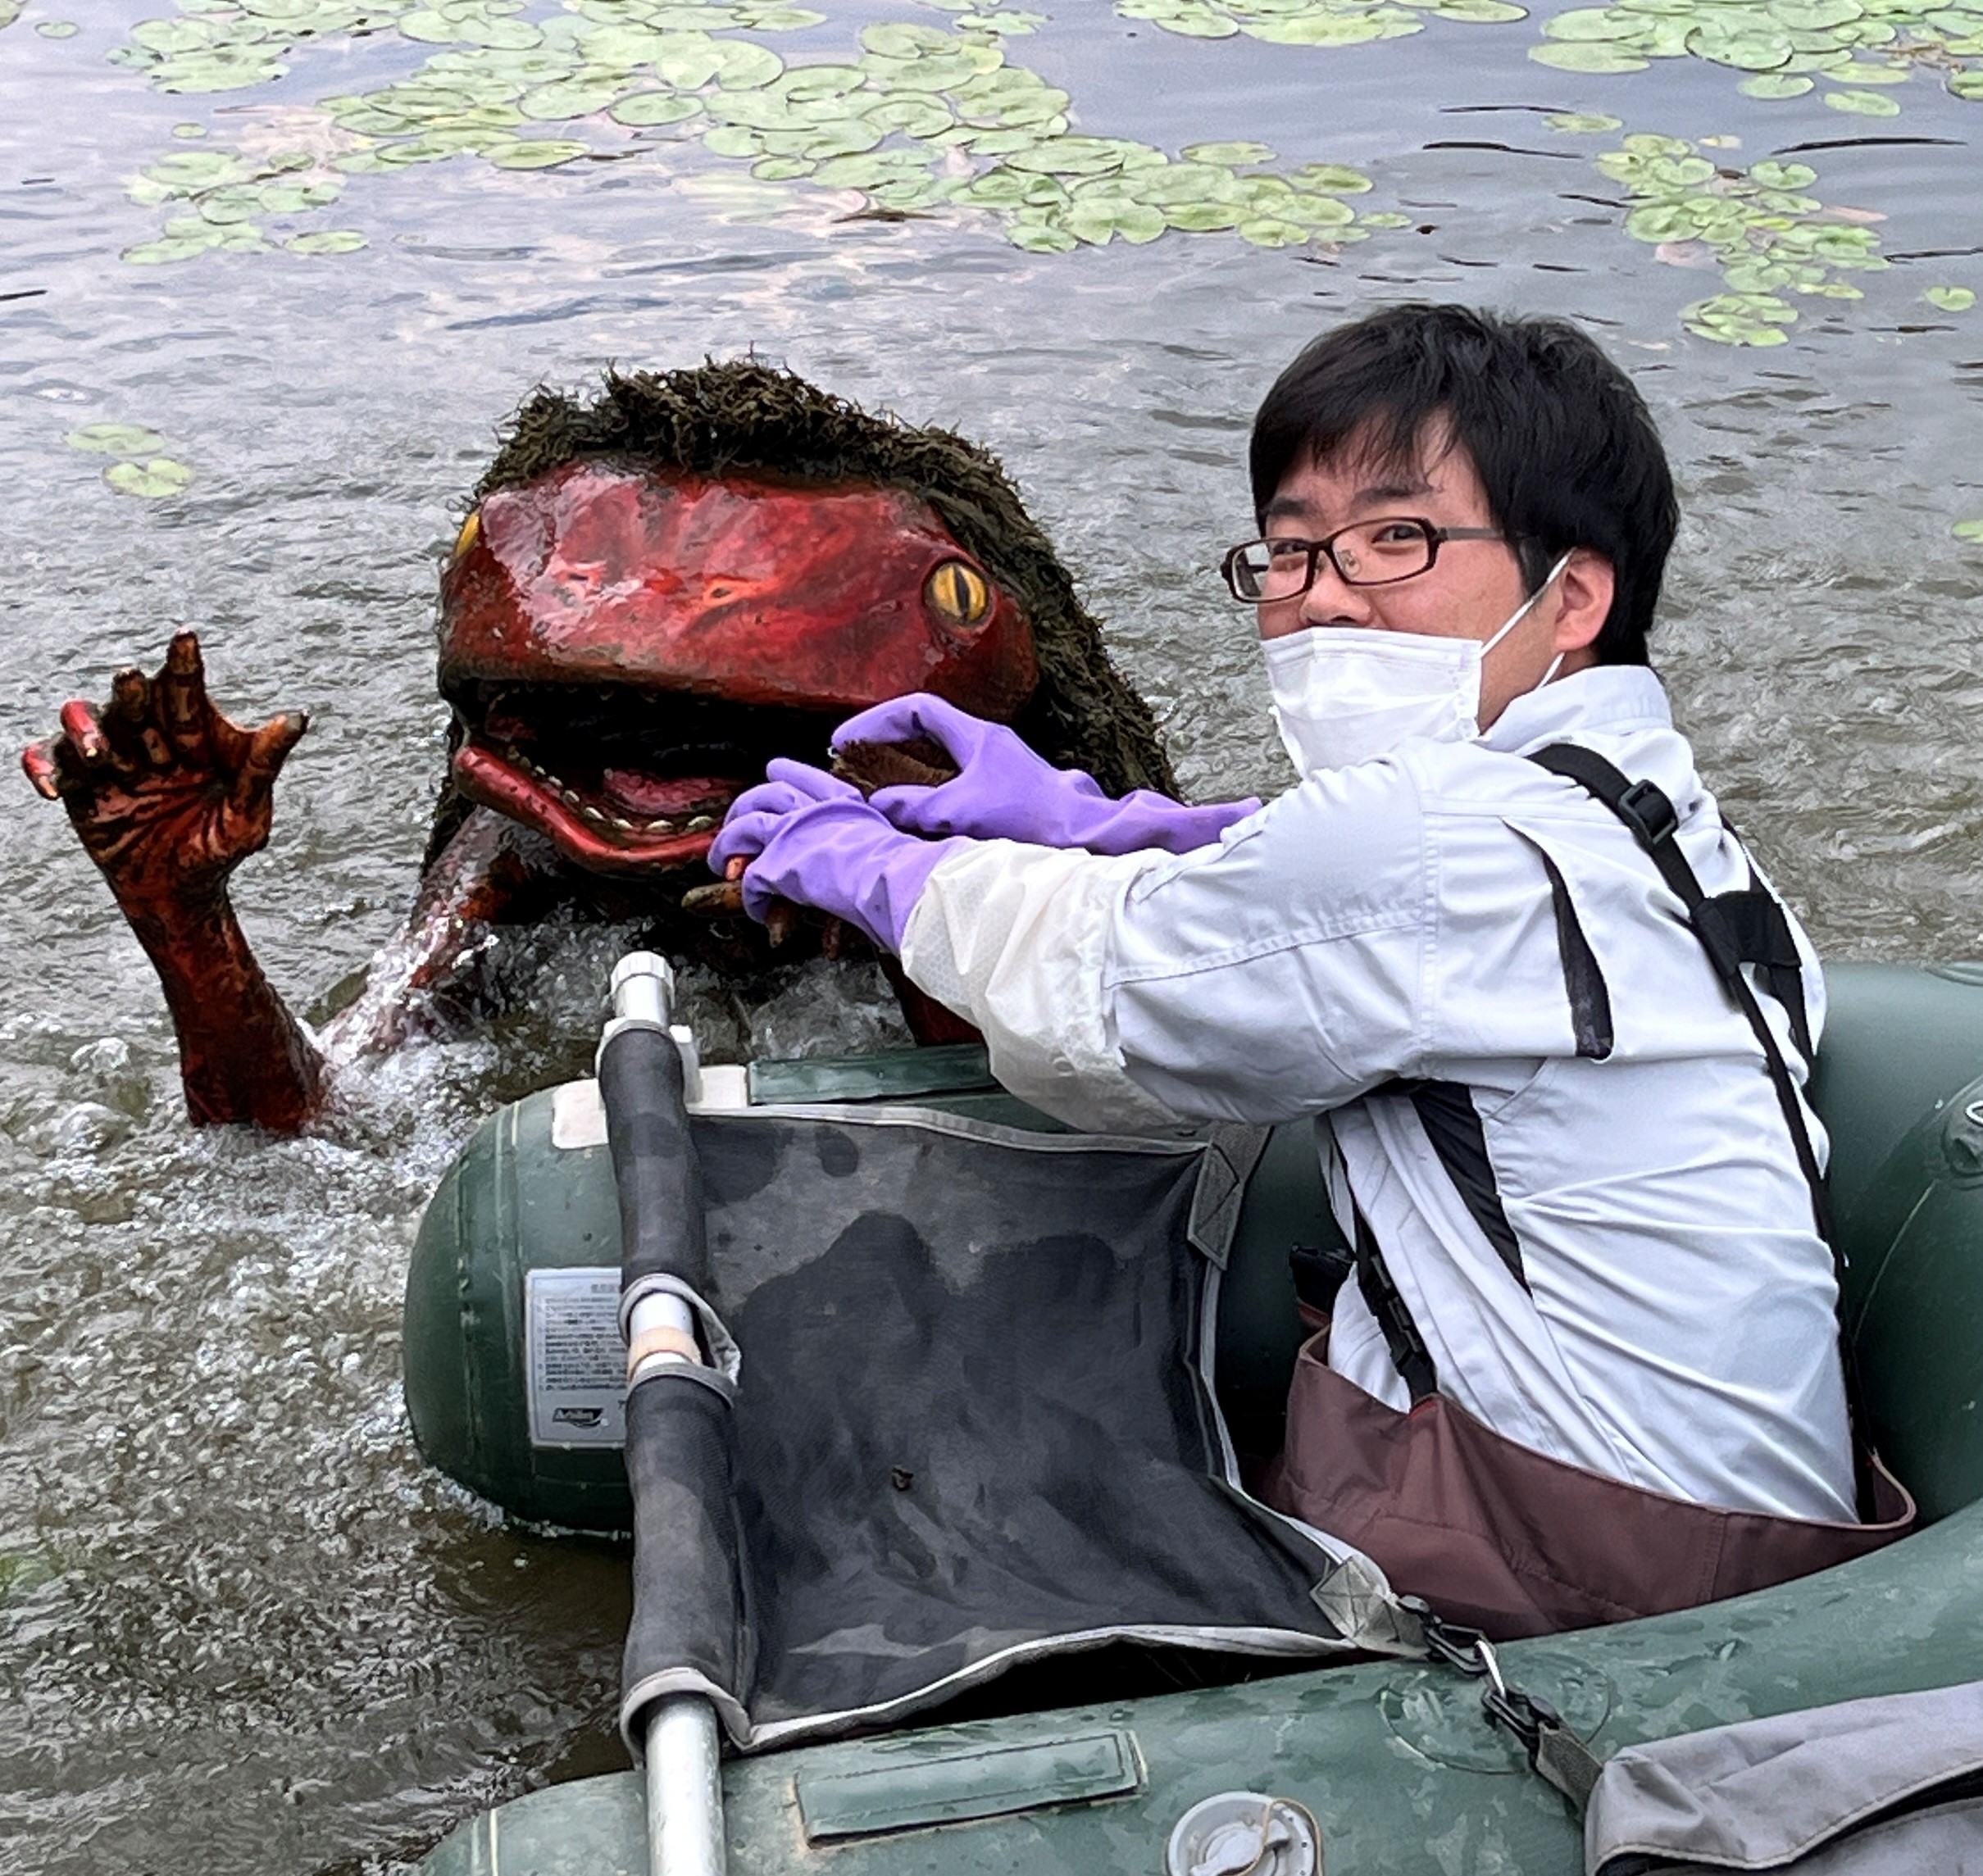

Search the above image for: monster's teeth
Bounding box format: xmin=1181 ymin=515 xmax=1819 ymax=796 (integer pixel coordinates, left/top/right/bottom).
xmin=611 ymin=816 xmax=634 ymax=834
xmin=645 ymin=817 xmax=680 ymax=834
xmin=560 ymin=787 xmax=580 ymax=807
xmin=685 ymin=815 xmax=716 ymax=833
xmin=580 ymin=803 xmax=608 ymax=827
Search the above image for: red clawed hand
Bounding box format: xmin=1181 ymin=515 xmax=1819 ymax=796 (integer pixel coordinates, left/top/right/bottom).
xmin=21 ymin=631 xmax=308 ymax=913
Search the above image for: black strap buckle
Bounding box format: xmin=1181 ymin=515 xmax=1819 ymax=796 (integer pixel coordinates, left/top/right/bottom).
xmin=1613 ymin=778 xmax=1679 ymax=848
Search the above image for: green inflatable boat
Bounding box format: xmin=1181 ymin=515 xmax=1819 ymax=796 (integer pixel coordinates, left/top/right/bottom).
xmin=406 ymin=959 xmax=1983 ymax=1876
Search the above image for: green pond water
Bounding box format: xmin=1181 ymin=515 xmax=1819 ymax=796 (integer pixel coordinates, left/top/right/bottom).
xmin=1 ymin=1 xmax=1981 ymax=1869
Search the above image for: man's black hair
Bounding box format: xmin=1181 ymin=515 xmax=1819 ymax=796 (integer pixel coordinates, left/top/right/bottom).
xmin=1248 ymin=304 xmax=1679 ymax=665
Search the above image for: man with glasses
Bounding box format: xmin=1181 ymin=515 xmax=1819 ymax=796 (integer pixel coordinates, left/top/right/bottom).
xmin=710 ymin=304 xmax=1897 ymax=1636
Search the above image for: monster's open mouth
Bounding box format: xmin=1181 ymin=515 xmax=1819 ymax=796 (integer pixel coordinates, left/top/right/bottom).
xmin=448 ymin=683 xmax=841 ymax=877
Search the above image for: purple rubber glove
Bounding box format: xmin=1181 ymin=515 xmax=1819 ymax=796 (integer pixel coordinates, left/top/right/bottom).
xmin=830 ymin=693 xmax=1260 ymax=856
xmin=708 ymin=758 xmax=965 ymax=955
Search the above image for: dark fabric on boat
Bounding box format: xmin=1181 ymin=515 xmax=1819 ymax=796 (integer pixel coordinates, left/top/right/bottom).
xmin=1264 ymin=1333 xmax=1915 ymax=1641
xmin=623 ymin=1109 xmax=1358 ymax=1751
xmin=1585 ymin=1679 xmax=1983 ymax=1874
xmin=621 ymin=1371 xmax=751 ymax=1740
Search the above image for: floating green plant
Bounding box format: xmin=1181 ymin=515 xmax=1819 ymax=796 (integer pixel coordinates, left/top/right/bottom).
xmin=1926 ymin=284 xmax=1976 ymax=309
xmin=0 ymin=2 xmax=22 ymax=29
xmin=1953 ymin=517 xmax=1983 ymax=542
xmin=66 ymin=422 xmax=171 ymax=454
xmin=1528 ymin=0 xmax=1983 ymax=108
xmin=106 ymin=459 xmax=198 ymax=498
xmin=1599 ymin=131 xmax=1891 ymax=345
xmin=37 ymin=16 xmax=80 ymax=34
xmin=116 ymin=4 xmax=1407 ymax=261
xmin=65 ymin=423 xmax=196 ymax=497
xmin=1117 ymin=0 xmax=1526 ymax=43
xmin=1826 ymin=84 xmax=1903 ymax=111
xmin=123 ymin=143 xmax=347 ymax=261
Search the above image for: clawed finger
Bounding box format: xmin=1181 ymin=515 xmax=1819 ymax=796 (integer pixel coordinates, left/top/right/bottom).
xmin=109 ymin=666 xmax=150 ymax=725
xmin=21 ymin=740 xmax=63 ymax=801
xmin=59 ymin=700 xmax=111 ymax=766
xmin=158 ymin=629 xmax=209 ymax=756
xmin=228 ymin=711 xmax=308 ymax=812
xmin=108 ymin=668 xmax=172 ymax=770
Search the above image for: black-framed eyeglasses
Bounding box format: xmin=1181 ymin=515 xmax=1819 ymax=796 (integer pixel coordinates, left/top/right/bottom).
xmin=1221 ymin=518 xmax=1507 ymax=604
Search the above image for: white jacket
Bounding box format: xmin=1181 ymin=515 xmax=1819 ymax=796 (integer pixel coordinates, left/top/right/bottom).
xmin=900 ymin=665 xmax=1856 ymax=1523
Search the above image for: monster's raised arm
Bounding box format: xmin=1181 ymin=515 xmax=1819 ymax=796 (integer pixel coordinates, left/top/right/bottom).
xmin=22 ymin=632 xmax=323 ymax=1130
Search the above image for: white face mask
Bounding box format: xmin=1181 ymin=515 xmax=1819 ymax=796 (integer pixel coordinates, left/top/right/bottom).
xmin=1262 ymin=552 xmax=1573 ymax=774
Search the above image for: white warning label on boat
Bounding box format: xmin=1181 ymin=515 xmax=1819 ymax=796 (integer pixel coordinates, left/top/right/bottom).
xmin=525 ymin=1267 xmax=626 ymax=1449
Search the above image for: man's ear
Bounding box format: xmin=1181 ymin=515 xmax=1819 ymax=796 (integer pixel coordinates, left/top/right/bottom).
xmin=1552 ymin=547 xmax=1614 ymax=655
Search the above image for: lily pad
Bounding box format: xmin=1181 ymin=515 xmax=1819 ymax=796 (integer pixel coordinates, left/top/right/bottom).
xmin=1740 ymin=70 xmax=1814 ymax=94
xmin=1529 ymin=39 xmax=1649 ymax=69
xmin=1544 ymin=7 xmax=1651 ymax=39
xmin=1005 ymin=134 xmax=1144 ymax=175
xmin=1626 ymin=201 xmax=1701 ymax=242
xmin=1358 ymin=209 xmax=1413 ymax=226
xmin=122 ymin=234 xmax=220 ymax=263
xmin=1062 ymin=198 xmax=1167 ymax=243
xmin=153 ymin=51 xmax=288 ymax=93
xmin=1768 ymin=0 xmax=1863 ymax=25
xmin=1180 ymin=139 xmax=1275 ymax=165
xmin=860 ymin=20 xmax=958 ymax=57
xmin=703 ymin=122 xmax=766 ymax=157
xmin=710 ymin=39 xmax=785 ymax=88
xmin=1163 ymin=199 xmax=1246 ymax=231
xmin=1238 ymin=215 xmax=1311 ymax=247
xmin=520 ymin=79 xmax=625 ymax=119
xmin=1006 ymin=216 xmax=1077 ymax=251
xmin=66 ymin=423 xmax=170 ymax=456
xmin=1289 ymin=161 xmax=1373 ymax=193
xmin=1545 ymin=111 xmax=1625 ymax=129
xmin=1245 ymin=10 xmax=1419 ymax=42
xmin=1432 ymin=0 xmax=1528 ymax=19
xmin=1953 ymin=518 xmax=1983 ymax=543
xmin=611 ymin=89 xmax=702 ymax=125
xmin=1750 ymin=158 xmax=1817 ymax=188
xmin=1683 ymin=291 xmax=1798 ymax=345
xmin=36 ymin=18 xmax=79 ymax=36
xmin=484 ymin=136 xmax=593 ymax=167
xmin=1825 ymin=84 xmax=1901 ymax=111
xmin=1686 ymin=18 xmax=1794 ymax=66
xmin=1926 ymin=284 xmax=1977 ymax=311
xmin=863 ymin=95 xmax=954 ymax=137
xmin=1125 ymin=161 xmax=1243 ymax=204
xmin=105 ymin=458 xmax=196 ymax=498
xmin=285 ymin=228 xmax=367 ymax=253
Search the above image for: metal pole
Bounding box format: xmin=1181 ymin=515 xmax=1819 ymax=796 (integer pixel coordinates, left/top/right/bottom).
xmin=644 ymin=1696 xmax=727 ymax=1876
xmin=607 ymin=952 xmax=729 ymax=1876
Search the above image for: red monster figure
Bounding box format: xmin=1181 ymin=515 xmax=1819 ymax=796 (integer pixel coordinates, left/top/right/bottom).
xmin=24 ymin=363 xmax=1176 ymax=1131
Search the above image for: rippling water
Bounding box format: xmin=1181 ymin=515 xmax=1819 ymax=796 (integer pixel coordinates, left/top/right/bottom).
xmin=2 ymin=3 xmax=1980 ymax=1870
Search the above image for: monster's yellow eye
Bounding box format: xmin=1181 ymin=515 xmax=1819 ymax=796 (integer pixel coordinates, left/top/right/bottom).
xmin=925 ymin=560 xmax=991 ymax=629
xmin=451 ymin=511 xmax=481 ymax=561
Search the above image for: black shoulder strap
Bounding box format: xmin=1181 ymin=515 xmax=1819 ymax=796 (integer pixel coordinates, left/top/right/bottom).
xmin=1525 ymin=743 xmax=1831 ymax=1240
xmin=1353 ymin=1204 xmax=1439 ymax=1405
xmin=1526 ymin=742 xmax=1876 ymax=1518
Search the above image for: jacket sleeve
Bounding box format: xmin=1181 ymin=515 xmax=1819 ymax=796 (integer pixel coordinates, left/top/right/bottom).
xmin=898 ymin=761 xmax=1432 ymax=1131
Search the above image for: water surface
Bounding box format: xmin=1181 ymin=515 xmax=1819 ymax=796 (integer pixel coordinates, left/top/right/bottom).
xmin=2 ymin=3 xmax=1980 ymax=1869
